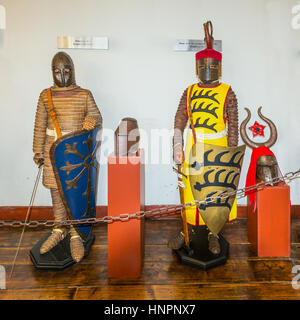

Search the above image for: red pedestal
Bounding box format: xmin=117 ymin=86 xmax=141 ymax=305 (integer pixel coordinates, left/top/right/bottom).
xmin=247 ymin=183 xmax=290 ymax=257
xmin=107 ymin=150 xmax=145 ymax=278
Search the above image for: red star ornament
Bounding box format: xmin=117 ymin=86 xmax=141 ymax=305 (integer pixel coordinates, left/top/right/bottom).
xmin=249 ymin=121 xmax=266 ymax=137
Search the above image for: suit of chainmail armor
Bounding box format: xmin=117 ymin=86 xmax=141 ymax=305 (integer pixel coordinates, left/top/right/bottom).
xmin=33 ymin=52 xmax=102 ymax=262
xmin=169 ymin=22 xmax=239 ymax=255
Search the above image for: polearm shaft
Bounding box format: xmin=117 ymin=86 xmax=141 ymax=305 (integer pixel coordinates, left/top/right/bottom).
xmin=9 ymin=164 xmax=43 ymax=280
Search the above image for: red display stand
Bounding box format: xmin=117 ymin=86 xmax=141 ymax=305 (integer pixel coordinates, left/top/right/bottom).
xmin=247 ymin=183 xmax=290 ymax=257
xmin=107 ymin=150 xmax=145 ymax=278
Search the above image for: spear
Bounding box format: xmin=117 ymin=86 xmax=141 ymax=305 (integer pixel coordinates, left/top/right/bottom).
xmin=9 ymin=163 xmax=43 ymax=279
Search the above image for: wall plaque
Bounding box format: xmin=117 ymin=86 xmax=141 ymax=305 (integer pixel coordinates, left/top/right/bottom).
xmin=174 ymin=39 xmax=222 ymax=52
xmin=0 ymin=5 xmax=6 ymax=30
xmin=57 ymin=36 xmax=109 ymax=50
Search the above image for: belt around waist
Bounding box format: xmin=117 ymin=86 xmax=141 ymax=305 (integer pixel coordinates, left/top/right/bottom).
xmin=46 ymin=128 xmax=71 ymax=141
xmin=188 ymin=127 xmax=228 ymax=141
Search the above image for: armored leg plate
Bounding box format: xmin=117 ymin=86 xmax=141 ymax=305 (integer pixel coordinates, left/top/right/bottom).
xmin=30 ymin=233 xmax=95 ymax=270
xmin=175 ymin=226 xmax=229 ymax=271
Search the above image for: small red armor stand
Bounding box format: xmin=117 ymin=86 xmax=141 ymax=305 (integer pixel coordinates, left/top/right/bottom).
xmin=107 ymin=150 xmax=145 ymax=278
xmin=247 ymin=183 xmax=290 ymax=257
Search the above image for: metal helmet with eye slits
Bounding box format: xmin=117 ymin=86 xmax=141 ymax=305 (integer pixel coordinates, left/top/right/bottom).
xmin=51 ymin=52 xmax=76 ymax=88
xmin=195 ymin=21 xmax=222 ymax=82
xmin=240 ymin=107 xmax=279 ymax=185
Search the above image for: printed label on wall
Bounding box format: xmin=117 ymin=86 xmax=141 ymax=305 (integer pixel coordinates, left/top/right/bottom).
xmin=0 ymin=5 xmax=6 ymax=30
xmin=174 ymin=39 xmax=222 ymax=52
xmin=57 ymin=36 xmax=109 ymax=50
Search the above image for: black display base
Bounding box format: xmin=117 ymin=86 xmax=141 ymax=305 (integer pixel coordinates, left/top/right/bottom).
xmin=30 ymin=232 xmax=95 ymax=270
xmin=175 ymin=226 xmax=229 ymax=271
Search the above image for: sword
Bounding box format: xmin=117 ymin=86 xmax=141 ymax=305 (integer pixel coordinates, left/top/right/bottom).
xmin=176 ymin=164 xmax=190 ymax=249
xmin=9 ymin=163 xmax=43 ymax=279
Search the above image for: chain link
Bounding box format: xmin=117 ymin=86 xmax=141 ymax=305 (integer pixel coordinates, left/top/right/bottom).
xmin=1 ymin=168 xmax=299 ymax=229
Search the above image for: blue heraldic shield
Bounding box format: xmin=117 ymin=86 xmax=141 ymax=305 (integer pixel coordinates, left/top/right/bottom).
xmin=50 ymin=126 xmax=101 ymax=240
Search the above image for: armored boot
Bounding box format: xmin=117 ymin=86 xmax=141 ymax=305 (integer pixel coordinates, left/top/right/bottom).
xmin=40 ymin=188 xmax=67 ymax=254
xmin=70 ymin=226 xmax=85 ymax=262
xmin=208 ymin=232 xmax=221 ymax=255
xmin=167 ymin=230 xmax=185 ymax=250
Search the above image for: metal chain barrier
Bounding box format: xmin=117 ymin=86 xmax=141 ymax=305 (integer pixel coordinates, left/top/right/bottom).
xmin=1 ymin=169 xmax=299 ymax=229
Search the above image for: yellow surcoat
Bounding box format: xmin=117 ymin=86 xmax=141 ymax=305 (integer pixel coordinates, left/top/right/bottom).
xmin=182 ymin=83 xmax=237 ymax=226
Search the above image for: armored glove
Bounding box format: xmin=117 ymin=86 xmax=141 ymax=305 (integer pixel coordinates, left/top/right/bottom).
xmin=82 ymin=117 xmax=97 ymax=131
xmin=173 ymin=144 xmax=184 ymax=165
xmin=33 ymin=153 xmax=44 ymax=166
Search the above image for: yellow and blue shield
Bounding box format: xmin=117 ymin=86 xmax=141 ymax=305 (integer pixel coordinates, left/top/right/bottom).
xmin=189 ymin=143 xmax=245 ymax=235
xmin=50 ymin=126 xmax=101 ymax=240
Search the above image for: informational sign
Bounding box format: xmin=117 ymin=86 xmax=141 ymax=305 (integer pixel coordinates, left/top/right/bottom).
xmin=0 ymin=5 xmax=6 ymax=30
xmin=57 ymin=36 xmax=109 ymax=50
xmin=174 ymin=39 xmax=222 ymax=52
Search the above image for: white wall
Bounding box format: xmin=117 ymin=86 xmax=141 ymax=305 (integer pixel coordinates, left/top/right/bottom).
xmin=0 ymin=0 xmax=299 ymax=206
